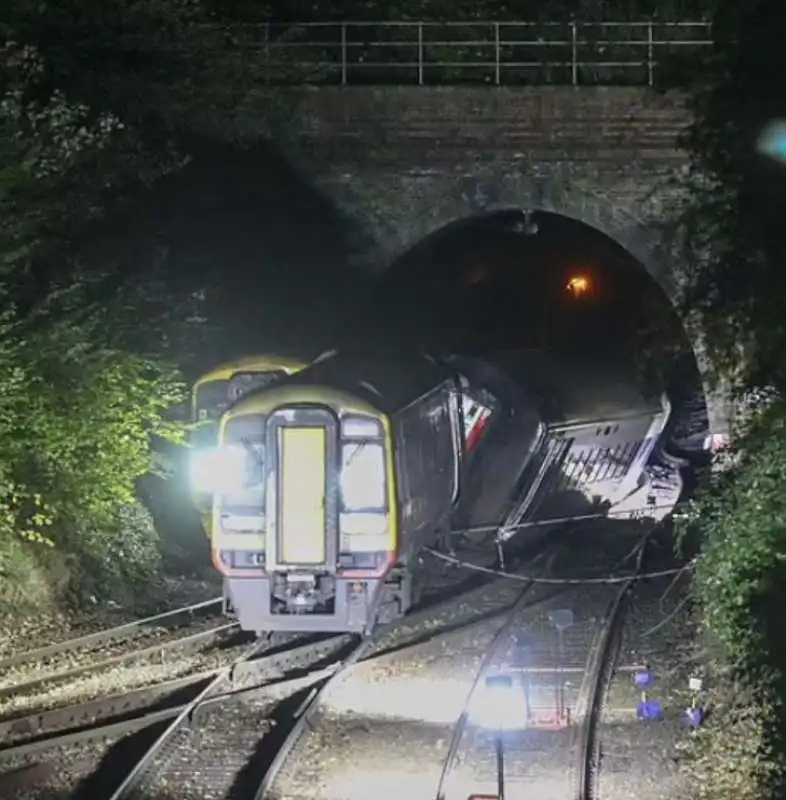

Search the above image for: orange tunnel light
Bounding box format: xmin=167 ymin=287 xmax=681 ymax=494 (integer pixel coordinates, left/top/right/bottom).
xmin=566 ymin=273 xmax=592 ymax=297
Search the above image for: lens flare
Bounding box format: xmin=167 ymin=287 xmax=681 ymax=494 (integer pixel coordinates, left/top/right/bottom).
xmin=758 ymin=119 xmax=786 ymax=163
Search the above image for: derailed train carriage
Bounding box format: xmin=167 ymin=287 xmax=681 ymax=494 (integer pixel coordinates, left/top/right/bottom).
xmin=211 ymin=351 xmax=464 ymax=634
xmin=450 ymin=349 xmax=681 ymax=551
xmin=208 ymin=348 xmax=681 ymax=635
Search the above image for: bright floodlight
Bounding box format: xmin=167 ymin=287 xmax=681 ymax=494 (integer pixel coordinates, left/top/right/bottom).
xmin=189 ymin=446 xmax=247 ymax=495
xmin=469 ymin=674 xmax=526 ymax=731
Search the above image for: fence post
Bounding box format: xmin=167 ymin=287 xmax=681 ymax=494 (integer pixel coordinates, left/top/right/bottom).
xmin=647 ymin=22 xmax=654 ymax=86
xmin=494 ymin=22 xmax=501 ymax=85
xmin=571 ymin=22 xmax=578 ymax=85
xmin=418 ymin=23 xmax=424 ymax=85
xmin=341 ymin=23 xmax=347 ymax=85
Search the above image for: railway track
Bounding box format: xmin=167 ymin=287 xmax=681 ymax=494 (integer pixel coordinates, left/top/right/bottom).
xmin=252 ymin=634 xmax=384 ymax=800
xmin=103 ymin=557 xmax=548 ymax=800
xmin=106 ymin=632 xmax=353 ymax=800
xmin=0 ymin=599 xmax=231 ymax=708
xmin=0 ymin=633 xmax=343 ymax=769
xmin=573 ymin=536 xmax=649 ymax=800
xmin=432 ymin=566 xmax=551 ymax=800
xmin=0 ymin=598 xmax=223 ymax=676
xmin=256 ymin=545 xmax=566 ymax=800
xmin=0 ymin=529 xmax=660 ymax=798
xmin=433 ymin=532 xmax=652 ymax=800
xmin=0 ymin=537 xmax=538 ymax=755
xmin=0 ymin=539 xmax=565 ymax=797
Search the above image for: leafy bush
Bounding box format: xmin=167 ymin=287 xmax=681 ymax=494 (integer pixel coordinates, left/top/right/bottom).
xmin=679 ymin=399 xmax=786 ymax=797
xmin=682 ymin=682 xmax=780 ymax=800
xmin=0 ymin=301 xmax=186 ymax=612
xmin=0 ymin=33 xmax=192 ymax=613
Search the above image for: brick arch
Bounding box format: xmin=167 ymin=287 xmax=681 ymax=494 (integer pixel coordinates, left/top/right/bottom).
xmin=386 ymin=170 xmax=676 ymax=303
xmin=385 ymin=170 xmax=730 ymax=442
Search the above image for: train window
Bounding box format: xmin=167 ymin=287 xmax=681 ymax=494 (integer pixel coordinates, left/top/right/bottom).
xmin=220 ymin=442 xmax=266 ymax=507
xmin=227 ymin=370 xmax=286 ymax=403
xmin=342 ymin=416 xmax=383 ymax=439
xmin=191 ymin=420 xmax=220 ymax=450
xmin=221 ymin=417 xmax=267 ymax=512
xmin=340 ymin=442 xmax=387 ymax=512
xmin=194 ymin=379 xmax=230 ymax=422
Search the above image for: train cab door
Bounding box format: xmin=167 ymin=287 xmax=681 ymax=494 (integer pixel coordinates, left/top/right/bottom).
xmin=265 ymin=407 xmax=340 ymax=574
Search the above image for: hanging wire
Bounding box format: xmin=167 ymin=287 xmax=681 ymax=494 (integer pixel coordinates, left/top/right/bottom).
xmin=608 ymin=526 xmax=654 ymax=572
xmin=423 ymin=546 xmax=696 ymax=586
xmin=639 ymin=593 xmax=693 ymax=638
xmin=637 ymin=561 xmax=697 ymax=638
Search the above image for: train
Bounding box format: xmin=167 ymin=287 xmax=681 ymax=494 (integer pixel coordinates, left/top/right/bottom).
xmin=203 ymin=346 xmax=682 ymax=635
xmin=189 ymin=355 xmax=309 ymax=536
xmin=451 ymin=350 xmax=681 ymax=549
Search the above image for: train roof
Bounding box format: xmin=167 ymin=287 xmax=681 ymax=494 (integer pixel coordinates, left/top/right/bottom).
xmin=194 ymin=354 xmax=308 ymax=386
xmin=483 ymin=349 xmax=664 ymax=424
xmin=261 ymin=349 xmax=455 ymax=414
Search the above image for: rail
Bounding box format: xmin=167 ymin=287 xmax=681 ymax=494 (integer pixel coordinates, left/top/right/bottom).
xmin=244 ymin=20 xmax=711 ymax=87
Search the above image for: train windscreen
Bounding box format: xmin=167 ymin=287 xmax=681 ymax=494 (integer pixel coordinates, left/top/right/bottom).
xmin=194 ymin=379 xmax=230 ymax=423
xmin=227 ymin=370 xmax=287 ymax=404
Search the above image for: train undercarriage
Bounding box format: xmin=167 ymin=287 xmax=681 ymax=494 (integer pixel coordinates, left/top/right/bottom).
xmin=223 ymin=564 xmax=415 ymax=635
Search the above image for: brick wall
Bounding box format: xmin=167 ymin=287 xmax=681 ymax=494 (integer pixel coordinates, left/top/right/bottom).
xmin=253 ymin=86 xmax=690 ymax=167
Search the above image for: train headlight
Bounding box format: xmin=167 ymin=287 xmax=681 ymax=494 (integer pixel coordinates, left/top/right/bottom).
xmin=189 ymin=446 xmax=247 ymax=495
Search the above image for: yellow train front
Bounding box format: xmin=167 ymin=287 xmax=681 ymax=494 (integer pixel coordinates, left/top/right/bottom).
xmin=210 ymin=352 xmax=463 ymax=635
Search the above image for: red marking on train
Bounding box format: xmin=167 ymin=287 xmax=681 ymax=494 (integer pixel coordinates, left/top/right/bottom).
xmin=467 ymin=409 xmax=492 ymax=451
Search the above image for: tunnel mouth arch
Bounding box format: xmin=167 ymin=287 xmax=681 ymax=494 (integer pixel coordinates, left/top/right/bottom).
xmin=368 ymin=208 xmax=710 ymax=457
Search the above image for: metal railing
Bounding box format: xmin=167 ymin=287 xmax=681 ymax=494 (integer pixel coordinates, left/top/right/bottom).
xmin=249 ymin=21 xmax=712 ymax=87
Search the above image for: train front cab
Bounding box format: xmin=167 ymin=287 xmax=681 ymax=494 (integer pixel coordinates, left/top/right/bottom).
xmin=189 ymin=355 xmax=308 ymax=537
xmin=212 ymin=379 xmax=461 ymax=635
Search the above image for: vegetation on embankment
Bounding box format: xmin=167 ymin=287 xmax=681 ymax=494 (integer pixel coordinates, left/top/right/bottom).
xmin=0 ymin=1 xmax=367 ymax=616
xmin=0 ymin=37 xmax=190 ymax=615
xmin=672 ymin=0 xmax=786 ymax=796
xmin=0 ymin=311 xmax=185 ymax=613
xmin=677 ymin=400 xmax=786 ymax=799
